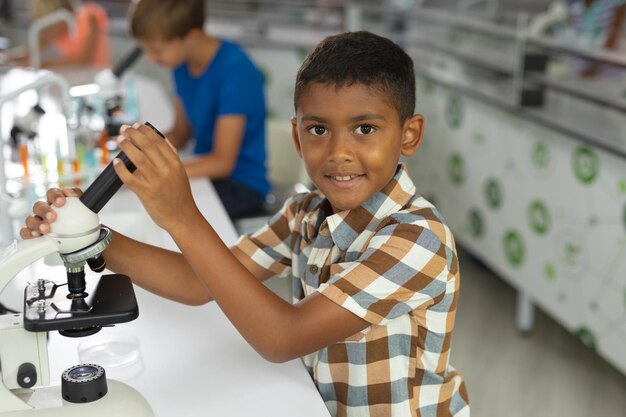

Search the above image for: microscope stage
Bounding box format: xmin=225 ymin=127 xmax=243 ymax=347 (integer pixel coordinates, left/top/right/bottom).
xmin=23 ymin=274 xmax=139 ymax=334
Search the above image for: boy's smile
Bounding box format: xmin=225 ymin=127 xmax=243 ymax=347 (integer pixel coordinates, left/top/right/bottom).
xmin=292 ymin=82 xmax=424 ymax=213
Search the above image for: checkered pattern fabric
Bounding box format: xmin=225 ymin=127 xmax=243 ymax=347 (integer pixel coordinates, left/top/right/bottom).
xmin=236 ymin=164 xmax=469 ymax=417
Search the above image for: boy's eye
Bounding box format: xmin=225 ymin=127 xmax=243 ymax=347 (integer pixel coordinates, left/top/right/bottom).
xmin=308 ymin=125 xmax=327 ymax=136
xmin=355 ymin=124 xmax=375 ymax=135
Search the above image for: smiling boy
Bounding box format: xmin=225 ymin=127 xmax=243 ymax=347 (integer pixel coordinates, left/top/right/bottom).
xmin=24 ymin=31 xmax=469 ymax=416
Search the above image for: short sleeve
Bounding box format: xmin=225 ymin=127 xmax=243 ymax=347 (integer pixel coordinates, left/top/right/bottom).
xmin=216 ymin=57 xmax=262 ymax=116
xmin=319 ymin=223 xmax=457 ymax=325
xmin=233 ymin=195 xmax=302 ymax=277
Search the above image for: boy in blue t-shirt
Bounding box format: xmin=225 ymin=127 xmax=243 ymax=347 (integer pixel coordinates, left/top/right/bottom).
xmin=128 ymin=0 xmax=270 ymax=219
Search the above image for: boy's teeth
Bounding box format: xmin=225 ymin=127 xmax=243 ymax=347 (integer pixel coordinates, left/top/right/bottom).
xmin=333 ymin=175 xmax=354 ymax=181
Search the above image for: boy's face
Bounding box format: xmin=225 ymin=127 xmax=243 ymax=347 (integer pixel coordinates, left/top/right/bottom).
xmin=292 ymin=82 xmax=424 ymax=213
xmin=137 ymin=37 xmax=187 ymax=69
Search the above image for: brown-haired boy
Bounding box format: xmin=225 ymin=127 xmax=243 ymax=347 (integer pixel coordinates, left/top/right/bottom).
xmin=128 ymin=0 xmax=270 ymax=219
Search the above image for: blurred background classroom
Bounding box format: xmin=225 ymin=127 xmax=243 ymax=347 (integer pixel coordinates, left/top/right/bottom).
xmin=1 ymin=1 xmax=626 ymax=416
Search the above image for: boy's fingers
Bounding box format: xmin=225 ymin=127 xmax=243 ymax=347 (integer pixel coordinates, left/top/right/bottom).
xmin=113 ymin=157 xmax=139 ymax=190
xmin=20 ymin=226 xmax=41 ymax=239
xmin=46 ymin=188 xmax=66 ymax=206
xmin=25 ymin=214 xmax=43 ymax=229
xmin=165 ymin=138 xmax=177 ymax=153
xmin=44 ymin=187 xmax=81 ymax=206
xmin=33 ymin=200 xmax=55 ymax=220
xmin=117 ymin=133 xmax=158 ymax=182
xmin=127 ymin=124 xmax=170 ymax=167
xmin=24 ymin=214 xmax=47 ymax=235
xmin=63 ymin=187 xmax=83 ymax=197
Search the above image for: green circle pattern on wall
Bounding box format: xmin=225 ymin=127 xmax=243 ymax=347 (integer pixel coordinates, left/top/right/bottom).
xmin=445 ymin=93 xmax=464 ymax=129
xmin=468 ymin=208 xmax=485 ymax=238
xmin=572 ymin=146 xmax=600 ymax=184
xmin=484 ymin=178 xmax=503 ymax=210
xmin=472 ymin=132 xmax=486 ymax=145
xmin=528 ymin=200 xmax=551 ymax=235
xmin=575 ymin=326 xmax=597 ymax=351
xmin=531 ymin=141 xmax=550 ymax=169
xmin=503 ymin=230 xmax=525 ymax=267
xmin=544 ymin=261 xmax=556 ymax=280
xmin=448 ymin=153 xmax=465 ymax=186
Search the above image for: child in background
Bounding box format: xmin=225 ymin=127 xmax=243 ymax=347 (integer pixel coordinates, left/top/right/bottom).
xmin=8 ymin=0 xmax=110 ymax=69
xmin=23 ymin=31 xmax=470 ymax=417
xmin=128 ymin=0 xmax=270 ymax=220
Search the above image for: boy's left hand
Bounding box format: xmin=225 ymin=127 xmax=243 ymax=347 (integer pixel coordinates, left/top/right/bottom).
xmin=113 ymin=123 xmax=201 ymax=234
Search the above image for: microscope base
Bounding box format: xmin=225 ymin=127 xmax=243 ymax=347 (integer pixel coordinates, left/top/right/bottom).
xmin=1 ymin=380 xmax=153 ymax=416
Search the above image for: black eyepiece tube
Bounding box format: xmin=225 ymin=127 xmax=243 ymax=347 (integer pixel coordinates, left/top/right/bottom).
xmin=112 ymin=46 xmax=143 ymax=79
xmin=79 ymin=122 xmax=165 ymax=213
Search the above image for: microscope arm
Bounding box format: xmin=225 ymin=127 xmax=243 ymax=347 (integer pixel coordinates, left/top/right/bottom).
xmin=0 ymin=195 xmax=101 ymax=302
xmin=0 ymin=238 xmax=59 ymax=294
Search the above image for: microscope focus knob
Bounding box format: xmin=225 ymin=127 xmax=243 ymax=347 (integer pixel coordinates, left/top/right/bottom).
xmin=17 ymin=362 xmax=37 ymax=388
xmin=61 ymin=364 xmax=108 ymax=403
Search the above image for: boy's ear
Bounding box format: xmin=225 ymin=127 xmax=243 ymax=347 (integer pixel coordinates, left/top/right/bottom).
xmin=400 ymin=114 xmax=424 ymax=157
xmin=291 ymin=117 xmax=303 ymax=158
xmin=185 ymin=27 xmax=204 ymax=42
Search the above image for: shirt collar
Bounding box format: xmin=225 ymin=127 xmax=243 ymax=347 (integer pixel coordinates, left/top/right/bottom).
xmin=302 ymin=164 xmax=417 ymax=250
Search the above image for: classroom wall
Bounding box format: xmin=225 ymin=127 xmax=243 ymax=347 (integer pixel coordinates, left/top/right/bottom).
xmin=405 ymin=78 xmax=626 ymax=375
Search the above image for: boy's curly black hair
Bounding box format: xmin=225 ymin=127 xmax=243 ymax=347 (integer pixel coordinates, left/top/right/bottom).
xmin=294 ymin=31 xmax=416 ymax=121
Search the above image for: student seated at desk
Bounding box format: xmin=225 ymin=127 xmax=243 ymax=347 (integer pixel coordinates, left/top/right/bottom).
xmin=7 ymin=0 xmax=110 ymax=69
xmin=24 ymin=31 xmax=470 ymax=417
xmin=128 ymin=0 xmax=270 ymax=220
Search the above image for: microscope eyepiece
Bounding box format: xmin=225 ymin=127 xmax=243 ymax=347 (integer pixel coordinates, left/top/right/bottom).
xmin=79 ymin=121 xmax=166 ymax=213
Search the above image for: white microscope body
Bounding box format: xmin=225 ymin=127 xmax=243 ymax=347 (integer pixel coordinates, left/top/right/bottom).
xmin=0 ymin=198 xmax=153 ymax=416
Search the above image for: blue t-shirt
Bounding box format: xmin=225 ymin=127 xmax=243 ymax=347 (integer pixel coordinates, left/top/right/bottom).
xmin=173 ymin=39 xmax=270 ymax=197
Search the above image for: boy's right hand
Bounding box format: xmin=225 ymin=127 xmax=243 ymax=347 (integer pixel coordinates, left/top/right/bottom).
xmin=20 ymin=188 xmax=83 ymax=239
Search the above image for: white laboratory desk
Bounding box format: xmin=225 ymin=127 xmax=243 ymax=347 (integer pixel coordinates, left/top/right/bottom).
xmin=31 ymin=180 xmax=329 ymax=417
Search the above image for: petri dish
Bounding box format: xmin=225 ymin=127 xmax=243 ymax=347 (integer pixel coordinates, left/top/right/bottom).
xmin=77 ymin=332 xmax=144 ymax=381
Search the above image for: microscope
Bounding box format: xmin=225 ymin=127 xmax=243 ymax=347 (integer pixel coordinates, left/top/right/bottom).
xmin=0 ymin=123 xmax=164 ymax=416
xmin=93 ymin=46 xmax=143 ymax=138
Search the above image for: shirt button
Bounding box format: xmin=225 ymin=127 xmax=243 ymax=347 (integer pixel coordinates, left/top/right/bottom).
xmin=309 ymin=265 xmax=318 ymax=274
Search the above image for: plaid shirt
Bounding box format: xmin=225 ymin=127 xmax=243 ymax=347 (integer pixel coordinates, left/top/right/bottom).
xmin=236 ymin=164 xmax=469 ymax=417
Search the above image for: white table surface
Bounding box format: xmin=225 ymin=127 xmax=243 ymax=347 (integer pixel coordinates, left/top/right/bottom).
xmin=41 ymin=181 xmax=330 ymax=417
xmin=0 ymin=70 xmax=330 ymax=416
xmin=2 ymin=180 xmax=329 ymax=417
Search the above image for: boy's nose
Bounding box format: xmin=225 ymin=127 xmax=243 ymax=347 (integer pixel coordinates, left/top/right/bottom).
xmin=327 ymin=133 xmax=354 ymax=163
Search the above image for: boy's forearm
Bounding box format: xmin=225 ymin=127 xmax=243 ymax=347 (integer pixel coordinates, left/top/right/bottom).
xmin=170 ymin=220 xmax=367 ymax=363
xmin=169 ymin=217 xmax=299 ymax=362
xmin=104 ymin=229 xmax=214 ymax=305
